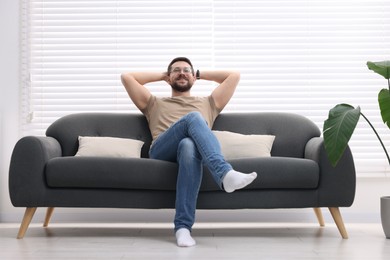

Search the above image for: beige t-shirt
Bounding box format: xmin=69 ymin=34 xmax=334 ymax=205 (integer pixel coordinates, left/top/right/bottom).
xmin=142 ymin=95 xmax=221 ymax=142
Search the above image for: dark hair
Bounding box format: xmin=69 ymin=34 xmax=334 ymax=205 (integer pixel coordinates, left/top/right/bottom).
xmin=167 ymin=57 xmax=194 ymax=75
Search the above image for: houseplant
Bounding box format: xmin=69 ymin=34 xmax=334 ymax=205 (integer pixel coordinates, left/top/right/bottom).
xmin=323 ymin=60 xmax=390 ymax=238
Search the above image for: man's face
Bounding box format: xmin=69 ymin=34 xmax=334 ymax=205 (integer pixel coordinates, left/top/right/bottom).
xmin=168 ymin=61 xmax=195 ymax=93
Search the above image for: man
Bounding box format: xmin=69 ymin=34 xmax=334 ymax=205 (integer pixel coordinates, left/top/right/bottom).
xmin=121 ymin=57 xmax=257 ymax=247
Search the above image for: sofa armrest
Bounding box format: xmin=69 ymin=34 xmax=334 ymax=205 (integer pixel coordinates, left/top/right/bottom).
xmin=9 ymin=136 xmax=62 ymax=207
xmin=304 ymin=137 xmax=356 ymax=207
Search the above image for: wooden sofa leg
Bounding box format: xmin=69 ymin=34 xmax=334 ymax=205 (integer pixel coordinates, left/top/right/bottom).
xmin=313 ymin=208 xmax=325 ymax=227
xmin=43 ymin=207 xmax=55 ymax=227
xmin=329 ymin=207 xmax=348 ymax=239
xmin=17 ymin=207 xmax=37 ymax=239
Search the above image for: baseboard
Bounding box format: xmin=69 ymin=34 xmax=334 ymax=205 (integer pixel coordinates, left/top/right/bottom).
xmin=0 ymin=208 xmax=381 ymax=224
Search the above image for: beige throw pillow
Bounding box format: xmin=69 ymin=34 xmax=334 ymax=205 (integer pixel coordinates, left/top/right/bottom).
xmin=75 ymin=136 xmax=144 ymax=158
xmin=213 ymin=131 xmax=275 ymax=160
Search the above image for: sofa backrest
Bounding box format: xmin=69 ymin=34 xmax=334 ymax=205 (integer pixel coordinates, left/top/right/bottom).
xmin=213 ymin=113 xmax=320 ymax=158
xmin=46 ymin=112 xmax=320 ymax=158
xmin=46 ymin=113 xmax=152 ymax=158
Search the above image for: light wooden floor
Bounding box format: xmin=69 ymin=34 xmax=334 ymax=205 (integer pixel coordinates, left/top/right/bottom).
xmin=0 ymin=222 xmax=389 ymax=259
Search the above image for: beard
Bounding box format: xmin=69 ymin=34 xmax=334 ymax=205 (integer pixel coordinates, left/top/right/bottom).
xmin=170 ymin=75 xmax=193 ymax=93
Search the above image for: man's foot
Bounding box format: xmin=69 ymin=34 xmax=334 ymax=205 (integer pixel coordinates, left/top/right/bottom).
xmin=175 ymin=228 xmax=196 ymax=247
xmin=223 ymin=170 xmax=257 ymax=193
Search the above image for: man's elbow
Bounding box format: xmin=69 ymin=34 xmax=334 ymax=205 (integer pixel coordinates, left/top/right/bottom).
xmin=230 ymin=71 xmax=241 ymax=83
xmin=120 ymin=73 xmax=126 ymax=83
xmin=121 ymin=73 xmax=132 ymax=86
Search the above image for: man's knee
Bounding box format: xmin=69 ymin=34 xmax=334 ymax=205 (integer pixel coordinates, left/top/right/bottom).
xmin=177 ymin=138 xmax=200 ymax=160
xmin=186 ymin=111 xmax=203 ymax=121
xmin=185 ymin=111 xmax=208 ymax=126
xmin=178 ymin=138 xmax=196 ymax=153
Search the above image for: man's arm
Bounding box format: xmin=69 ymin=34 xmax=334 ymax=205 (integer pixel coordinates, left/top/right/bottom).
xmin=201 ymin=71 xmax=240 ymax=111
xmin=120 ymin=72 xmax=167 ymax=111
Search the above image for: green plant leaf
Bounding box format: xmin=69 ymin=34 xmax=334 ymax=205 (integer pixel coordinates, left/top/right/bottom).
xmin=379 ymin=89 xmax=390 ymax=128
xmin=323 ymin=104 xmax=361 ymax=167
xmin=367 ymin=61 xmax=390 ymax=79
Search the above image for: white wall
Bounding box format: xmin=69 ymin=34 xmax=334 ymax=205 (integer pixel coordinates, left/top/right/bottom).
xmin=0 ymin=0 xmax=389 ymax=226
xmin=0 ymin=0 xmax=20 ymax=222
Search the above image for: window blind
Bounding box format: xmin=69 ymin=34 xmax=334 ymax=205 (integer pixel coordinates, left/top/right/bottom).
xmin=21 ymin=0 xmax=390 ymax=176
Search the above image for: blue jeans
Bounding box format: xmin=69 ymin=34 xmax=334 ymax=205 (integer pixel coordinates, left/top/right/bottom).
xmin=149 ymin=111 xmax=233 ymax=232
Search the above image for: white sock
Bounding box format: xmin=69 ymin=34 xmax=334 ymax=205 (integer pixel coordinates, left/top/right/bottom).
xmin=175 ymin=228 xmax=196 ymax=247
xmin=223 ymin=170 xmax=257 ymax=193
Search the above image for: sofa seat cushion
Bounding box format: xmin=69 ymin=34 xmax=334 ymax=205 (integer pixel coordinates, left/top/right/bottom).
xmin=46 ymin=157 xmax=179 ymax=191
xmin=201 ymin=157 xmax=319 ymax=191
xmin=46 ymin=157 xmax=319 ymax=191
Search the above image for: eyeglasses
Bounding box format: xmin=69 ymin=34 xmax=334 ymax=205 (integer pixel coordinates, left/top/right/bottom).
xmin=170 ymin=67 xmax=193 ymax=74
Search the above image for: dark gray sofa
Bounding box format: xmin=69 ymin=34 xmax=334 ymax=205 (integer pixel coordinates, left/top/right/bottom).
xmin=9 ymin=112 xmax=356 ymax=239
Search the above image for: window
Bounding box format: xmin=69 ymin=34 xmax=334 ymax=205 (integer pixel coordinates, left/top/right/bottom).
xmin=21 ymin=0 xmax=390 ymax=176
